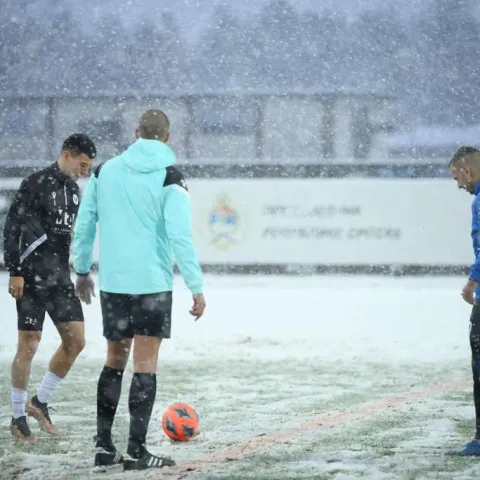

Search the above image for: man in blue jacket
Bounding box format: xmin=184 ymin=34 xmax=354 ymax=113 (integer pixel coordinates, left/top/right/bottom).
xmin=448 ymin=146 xmax=480 ymax=455
xmin=73 ymin=109 xmax=205 ymax=470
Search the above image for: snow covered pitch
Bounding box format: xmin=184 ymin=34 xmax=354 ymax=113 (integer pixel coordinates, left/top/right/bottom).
xmin=0 ymin=273 xmax=478 ymax=479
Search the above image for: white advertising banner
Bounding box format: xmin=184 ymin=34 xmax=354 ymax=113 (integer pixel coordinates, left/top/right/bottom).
xmin=0 ymin=177 xmax=474 ymax=266
xmin=187 ymin=179 xmax=473 ymax=265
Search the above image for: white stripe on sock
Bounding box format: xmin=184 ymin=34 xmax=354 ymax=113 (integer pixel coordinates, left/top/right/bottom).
xmin=37 ymin=371 xmax=63 ymax=404
xmin=11 ymin=388 xmax=27 ymax=419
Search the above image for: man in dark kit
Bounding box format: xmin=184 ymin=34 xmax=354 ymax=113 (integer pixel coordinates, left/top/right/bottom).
xmin=3 ymin=133 xmax=96 ymax=443
xmin=448 ymin=146 xmax=480 ymax=455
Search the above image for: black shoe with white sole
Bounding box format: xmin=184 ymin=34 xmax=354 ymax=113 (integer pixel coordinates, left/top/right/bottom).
xmin=94 ymin=446 xmax=124 ymax=467
xmin=123 ymin=451 xmax=176 ymax=470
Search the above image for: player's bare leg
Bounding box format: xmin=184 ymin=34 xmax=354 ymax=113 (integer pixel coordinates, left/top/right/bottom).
xmin=49 ymin=321 xmax=86 ymax=377
xmin=124 ymin=335 xmax=175 ymax=470
xmin=132 ymin=335 xmax=162 ymax=373
xmin=12 ymin=331 xmax=41 ymax=391
xmin=10 ymin=330 xmax=41 ymax=443
xmin=94 ymin=339 xmax=132 ymax=467
xmin=26 ymin=321 xmax=85 ymax=436
xmin=105 ymin=339 xmax=132 ymax=370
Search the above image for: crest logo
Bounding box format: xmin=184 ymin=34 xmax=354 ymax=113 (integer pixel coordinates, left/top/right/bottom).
xmin=208 ymin=196 xmax=244 ymax=250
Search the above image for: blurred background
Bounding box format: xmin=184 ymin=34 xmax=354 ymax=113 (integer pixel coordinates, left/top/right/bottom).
xmin=0 ymin=0 xmax=478 ymax=273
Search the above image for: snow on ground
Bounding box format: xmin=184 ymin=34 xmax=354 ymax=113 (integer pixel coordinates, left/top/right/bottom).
xmin=0 ymin=273 xmax=478 ymax=479
xmin=0 ymin=273 xmax=471 ymax=364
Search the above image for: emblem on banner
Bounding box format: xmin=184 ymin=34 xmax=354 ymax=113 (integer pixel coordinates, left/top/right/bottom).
xmin=208 ymin=196 xmax=242 ymax=250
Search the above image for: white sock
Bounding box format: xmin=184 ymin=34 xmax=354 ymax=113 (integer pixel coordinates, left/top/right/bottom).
xmin=11 ymin=388 xmax=27 ymax=419
xmin=37 ymin=371 xmax=63 ymax=404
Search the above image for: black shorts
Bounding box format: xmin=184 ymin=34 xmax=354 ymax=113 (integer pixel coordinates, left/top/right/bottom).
xmin=17 ymin=282 xmax=84 ymax=331
xmin=100 ymin=291 xmax=172 ymax=341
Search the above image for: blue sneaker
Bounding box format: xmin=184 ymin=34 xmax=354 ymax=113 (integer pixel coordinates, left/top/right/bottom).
xmin=446 ymin=440 xmax=480 ymax=456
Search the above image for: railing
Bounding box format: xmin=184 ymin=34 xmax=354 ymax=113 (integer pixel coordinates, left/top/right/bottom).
xmin=0 ymin=92 xmax=393 ymax=164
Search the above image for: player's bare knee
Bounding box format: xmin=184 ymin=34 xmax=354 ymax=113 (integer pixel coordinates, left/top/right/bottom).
xmin=16 ymin=332 xmax=41 ymax=360
xmin=14 ymin=345 xmax=38 ymax=362
xmin=106 ymin=339 xmax=131 ymax=370
xmin=76 ymin=336 xmax=86 ymax=354
xmin=106 ymin=347 xmax=130 ymax=370
xmin=107 ymin=356 xmax=129 ymax=370
xmin=133 ymin=357 xmax=158 ymax=374
xmin=57 ymin=321 xmax=86 ymax=357
xmin=62 ymin=336 xmax=86 ymax=358
xmin=72 ymin=338 xmax=86 ymax=356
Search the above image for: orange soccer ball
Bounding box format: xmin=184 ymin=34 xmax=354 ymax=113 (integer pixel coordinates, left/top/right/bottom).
xmin=162 ymin=403 xmax=200 ymax=442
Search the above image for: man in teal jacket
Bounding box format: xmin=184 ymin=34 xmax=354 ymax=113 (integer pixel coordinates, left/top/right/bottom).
xmin=73 ymin=109 xmax=205 ymax=471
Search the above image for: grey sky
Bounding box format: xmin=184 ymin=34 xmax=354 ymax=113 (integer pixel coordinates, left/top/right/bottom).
xmin=26 ymin=0 xmax=434 ymax=44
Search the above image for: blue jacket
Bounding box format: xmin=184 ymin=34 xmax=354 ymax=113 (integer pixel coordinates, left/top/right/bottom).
xmin=73 ymin=138 xmax=204 ymax=295
xmin=470 ymin=181 xmax=480 ymax=298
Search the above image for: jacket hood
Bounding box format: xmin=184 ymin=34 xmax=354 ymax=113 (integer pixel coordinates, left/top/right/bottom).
xmin=122 ymin=138 xmax=176 ymax=173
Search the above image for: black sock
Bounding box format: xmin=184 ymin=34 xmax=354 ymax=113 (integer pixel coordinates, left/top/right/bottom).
xmin=474 ymin=358 xmax=480 ymax=438
xmin=96 ymin=366 xmax=124 ymax=450
xmin=473 ymin=358 xmax=480 ymax=440
xmin=127 ymin=373 xmax=157 ymax=458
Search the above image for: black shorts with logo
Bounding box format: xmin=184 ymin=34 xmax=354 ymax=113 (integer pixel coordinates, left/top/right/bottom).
xmin=100 ymin=291 xmax=172 ymax=341
xmin=17 ymin=282 xmax=84 ymax=331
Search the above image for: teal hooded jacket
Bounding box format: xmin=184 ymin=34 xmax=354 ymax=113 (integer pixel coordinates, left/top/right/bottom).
xmin=72 ymin=138 xmax=204 ymax=295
